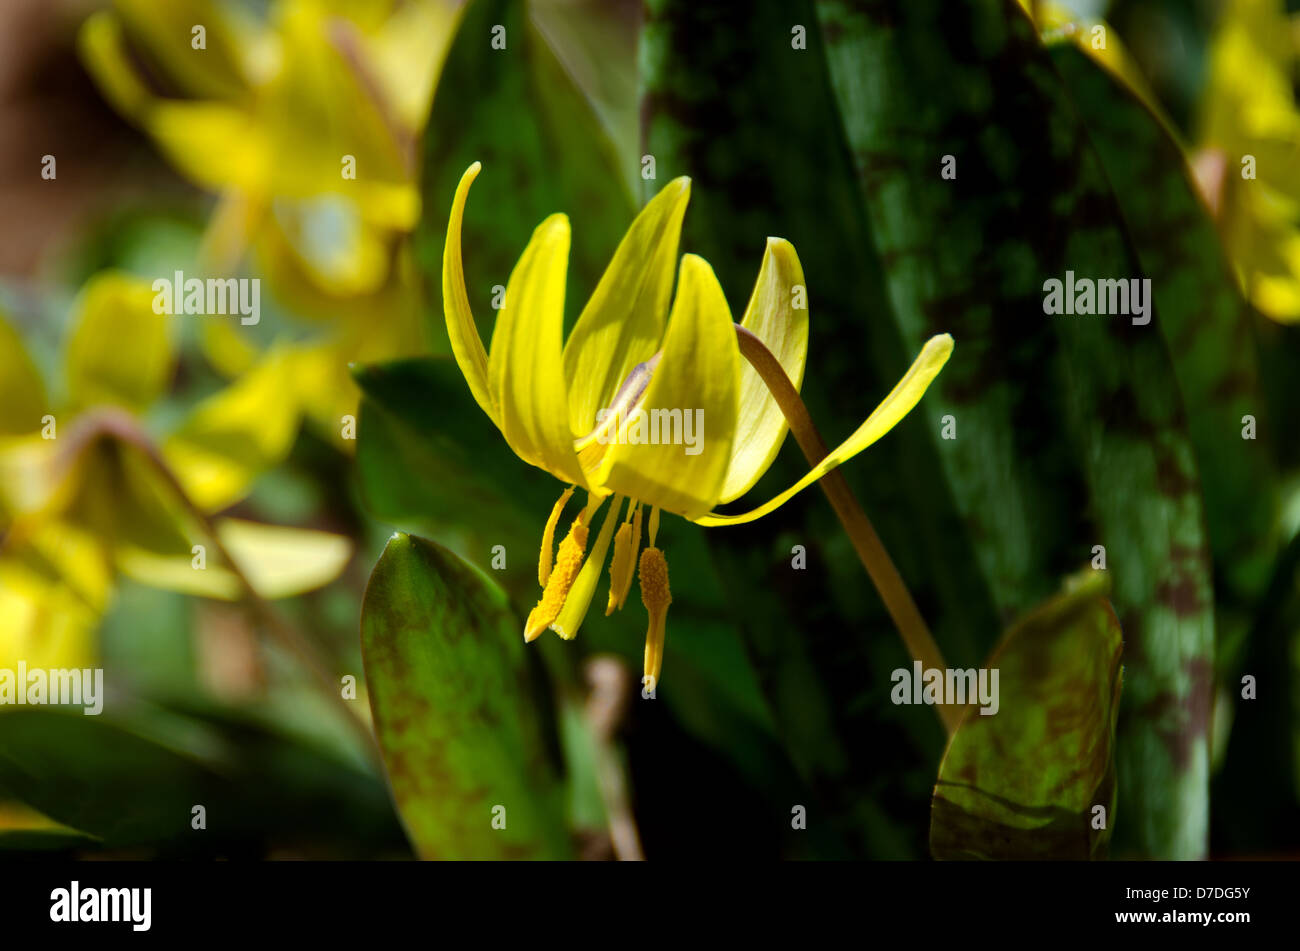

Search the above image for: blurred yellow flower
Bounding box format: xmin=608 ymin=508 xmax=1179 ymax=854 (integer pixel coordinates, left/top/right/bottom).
xmin=0 ymin=273 xmax=352 ymax=678
xmin=1196 ymin=0 xmax=1300 ymax=322
xmin=79 ymin=0 xmax=463 ymax=443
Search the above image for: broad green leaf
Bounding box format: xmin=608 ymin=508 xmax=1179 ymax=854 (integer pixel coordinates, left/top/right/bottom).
xmin=1049 ymin=43 xmax=1280 ymax=667
xmin=417 ymin=0 xmax=633 ymax=347
xmin=0 ymin=707 xmax=404 ymax=855
xmin=361 ymin=533 xmax=571 ymax=859
xmin=814 ymin=0 xmax=1214 ymax=859
xmin=353 ymin=357 xmax=553 ymax=592
xmin=931 ymin=572 xmax=1123 ymax=860
xmin=64 ymin=272 xmax=174 ymax=414
xmin=0 ymin=710 xmax=226 ymax=849
xmin=0 ymin=802 xmax=99 ymax=853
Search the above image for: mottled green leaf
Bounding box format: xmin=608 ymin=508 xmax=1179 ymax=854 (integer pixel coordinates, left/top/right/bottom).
xmin=931 ymin=572 xmax=1123 ymax=860
xmin=815 ymin=0 xmax=1214 ymax=859
xmin=1048 ymin=43 xmax=1280 ymax=666
xmin=361 ymin=532 xmax=571 ymax=859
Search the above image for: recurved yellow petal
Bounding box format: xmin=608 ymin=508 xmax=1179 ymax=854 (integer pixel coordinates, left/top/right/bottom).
xmin=443 ymin=163 xmax=497 ymax=424
xmin=65 ymin=272 xmax=174 ymax=414
xmin=717 ymin=237 xmax=808 ymax=503
xmin=563 ymin=177 xmax=690 ymax=438
xmin=694 ymin=334 xmax=953 ymax=526
xmin=488 ymin=214 xmax=589 ymax=488
xmin=78 ymin=12 xmax=152 ymax=119
xmin=593 ymin=255 xmax=739 ymax=519
xmin=112 ymin=0 xmax=258 ymax=102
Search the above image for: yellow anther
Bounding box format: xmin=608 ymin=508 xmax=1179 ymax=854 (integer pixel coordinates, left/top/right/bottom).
xmin=552 ymin=494 xmax=623 ymax=641
xmin=605 ymin=503 xmax=642 ymax=616
xmin=526 ymin=513 xmax=589 ymax=642
xmin=638 ymin=545 xmax=671 ymax=688
xmin=538 ymin=485 xmax=576 ymax=587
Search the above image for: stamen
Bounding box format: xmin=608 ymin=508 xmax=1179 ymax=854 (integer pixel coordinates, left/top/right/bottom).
xmin=551 ymin=494 xmax=624 ymax=641
xmin=638 ymin=544 xmax=671 ymax=688
xmin=538 ymin=485 xmax=576 ymax=587
xmin=525 ymin=509 xmax=589 ymax=642
xmin=605 ymin=501 xmax=642 ymax=615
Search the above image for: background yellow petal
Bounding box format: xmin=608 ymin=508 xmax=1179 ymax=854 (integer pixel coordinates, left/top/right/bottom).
xmin=147 ymin=101 xmax=270 ymax=193
xmin=163 ymin=348 xmax=302 ymax=512
xmin=717 ymin=237 xmax=808 ymax=503
xmin=0 ymin=313 xmax=48 ymax=435
xmin=562 ymin=177 xmax=690 ymax=439
xmin=488 ymin=215 xmax=589 ymax=487
xmin=442 ymin=162 xmax=498 ymax=423
xmin=593 ymin=254 xmax=739 ymax=519
xmin=117 ymin=518 xmax=353 ymax=601
xmin=65 ymin=272 xmax=174 ymax=414
xmin=694 ymin=334 xmax=953 ymax=527
xmin=364 ymin=0 xmax=464 ymax=132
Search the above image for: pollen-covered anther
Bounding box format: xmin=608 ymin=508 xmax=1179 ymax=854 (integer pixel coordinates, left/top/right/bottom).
xmin=525 ymin=516 xmax=589 ymax=642
xmin=639 ymin=545 xmax=671 ymax=687
xmin=538 ymin=485 xmax=576 ymax=587
xmin=605 ymin=504 xmax=643 ymax=616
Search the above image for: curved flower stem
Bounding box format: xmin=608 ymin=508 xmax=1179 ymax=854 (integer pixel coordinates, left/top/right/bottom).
xmin=64 ymin=408 xmax=382 ymax=761
xmin=735 ymin=327 xmax=960 ymax=736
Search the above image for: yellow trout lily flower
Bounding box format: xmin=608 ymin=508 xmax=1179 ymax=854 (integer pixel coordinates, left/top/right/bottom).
xmin=443 ymin=163 xmax=953 ymax=686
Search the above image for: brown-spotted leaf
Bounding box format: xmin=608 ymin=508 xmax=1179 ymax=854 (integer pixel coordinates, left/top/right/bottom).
xmin=361 ymin=533 xmax=571 ymax=859
xmin=931 ymin=572 xmax=1123 ymax=860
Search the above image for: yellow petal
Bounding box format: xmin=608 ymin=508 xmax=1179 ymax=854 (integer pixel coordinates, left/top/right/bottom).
xmin=117 ymin=518 xmax=353 ymax=600
xmin=563 ymin=177 xmax=691 ymax=438
xmin=591 ymin=255 xmax=739 ymax=519
xmin=78 ymin=12 xmax=152 ymax=120
xmin=147 ymin=101 xmax=269 ymax=193
xmin=442 ymin=163 xmax=498 ymax=424
xmin=65 ymin=272 xmax=174 ymax=414
xmin=717 ymin=237 xmax=808 ymax=503
xmin=111 ymin=0 xmax=258 ymax=101
xmin=694 ymin=334 xmax=954 ymax=526
xmin=0 ymin=312 xmax=47 ymax=435
xmin=364 ymin=0 xmax=464 ymax=132
xmin=488 ymin=214 xmax=589 ymax=488
xmin=162 ymin=347 xmax=302 ymax=512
